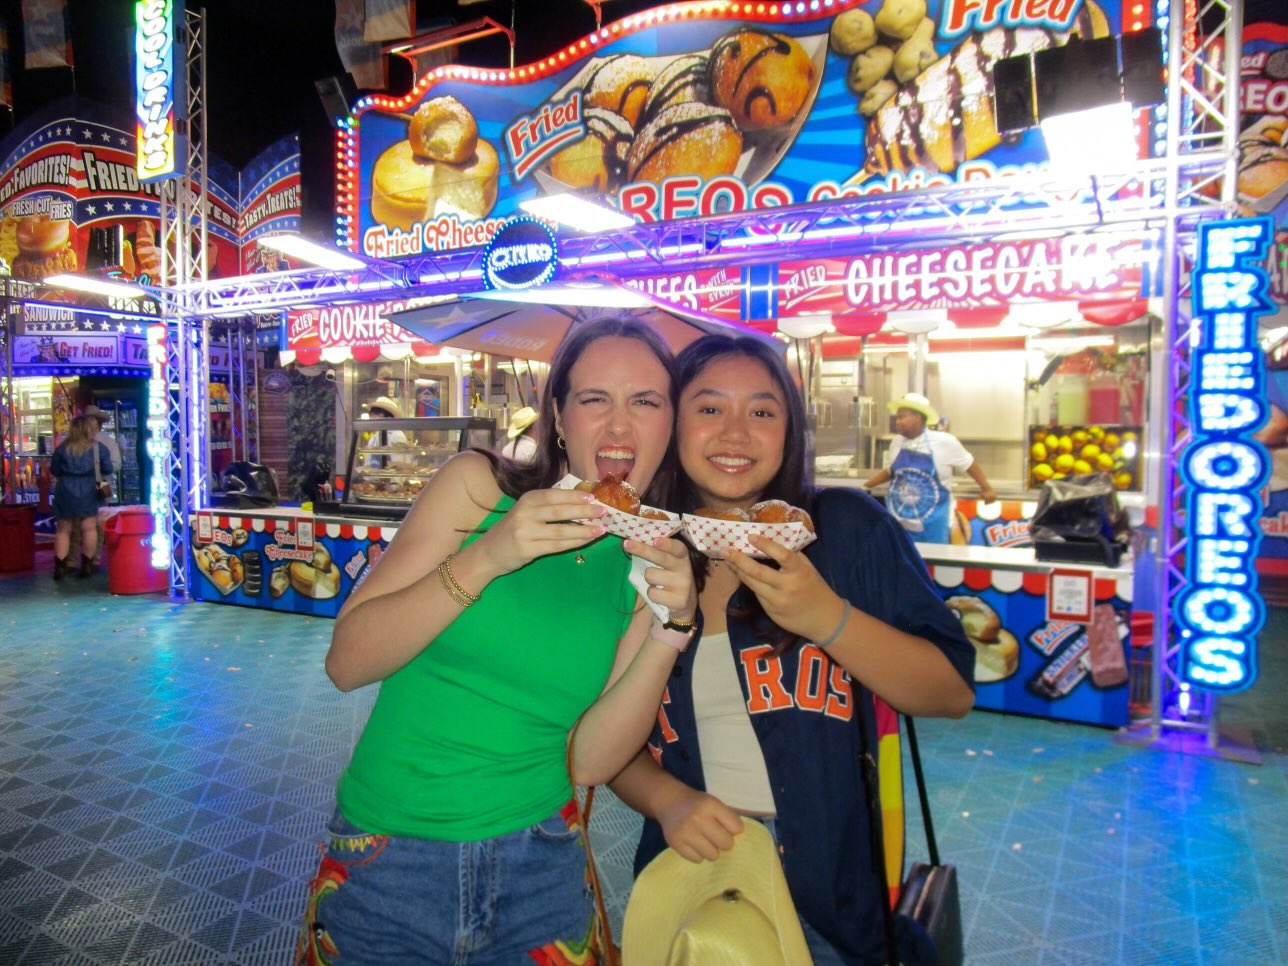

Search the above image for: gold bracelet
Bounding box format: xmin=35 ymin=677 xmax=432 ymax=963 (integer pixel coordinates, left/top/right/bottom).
xmin=440 ymin=553 xmax=480 ymax=604
xmin=437 ymin=560 xmax=475 ymax=608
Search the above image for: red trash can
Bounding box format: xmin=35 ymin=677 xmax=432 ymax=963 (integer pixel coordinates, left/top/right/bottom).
xmin=0 ymin=505 xmax=36 ymax=572
xmin=104 ymin=507 xmax=169 ymax=594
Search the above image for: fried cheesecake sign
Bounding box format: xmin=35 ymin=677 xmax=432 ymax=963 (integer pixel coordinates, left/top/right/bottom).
xmin=350 ymin=0 xmax=1124 ymax=254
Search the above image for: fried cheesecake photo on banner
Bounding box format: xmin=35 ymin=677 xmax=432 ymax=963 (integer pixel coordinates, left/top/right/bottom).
xmin=369 ymin=94 xmax=501 ymax=230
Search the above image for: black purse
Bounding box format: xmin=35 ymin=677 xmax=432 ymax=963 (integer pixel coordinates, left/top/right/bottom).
xmin=892 ymin=718 xmax=963 ymax=966
xmin=855 ymin=704 xmax=963 ymax=966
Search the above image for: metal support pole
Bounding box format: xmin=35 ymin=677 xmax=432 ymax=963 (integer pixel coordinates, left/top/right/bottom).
xmin=1 ymin=284 xmax=15 ymax=503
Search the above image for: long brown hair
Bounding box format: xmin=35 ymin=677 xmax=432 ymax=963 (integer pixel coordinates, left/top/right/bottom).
xmin=473 ymin=315 xmax=681 ymax=508
xmin=63 ymin=416 xmax=93 ymax=458
xmin=674 ymin=334 xmax=813 ymax=653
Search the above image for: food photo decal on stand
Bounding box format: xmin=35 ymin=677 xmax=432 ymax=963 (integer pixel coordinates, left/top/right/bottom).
xmin=945 ymin=595 xmax=1018 ymax=683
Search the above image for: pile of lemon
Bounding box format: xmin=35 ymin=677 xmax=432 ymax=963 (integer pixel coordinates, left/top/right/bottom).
xmin=1030 ymin=426 xmax=1136 ymax=490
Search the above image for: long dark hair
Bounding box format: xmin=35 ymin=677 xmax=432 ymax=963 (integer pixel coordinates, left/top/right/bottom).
xmin=474 ymin=315 xmax=680 ymax=508
xmin=674 ymin=334 xmax=812 ymax=651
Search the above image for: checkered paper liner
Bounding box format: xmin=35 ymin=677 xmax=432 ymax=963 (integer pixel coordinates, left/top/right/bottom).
xmin=681 ymin=514 xmax=818 ymax=559
xmin=553 ymin=475 xmax=683 ymax=541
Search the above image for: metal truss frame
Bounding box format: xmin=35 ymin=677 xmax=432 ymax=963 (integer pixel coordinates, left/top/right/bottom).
xmin=1148 ymin=0 xmax=1244 ymax=743
xmin=162 ymin=157 xmax=1228 ymax=323
xmin=157 ymin=7 xmax=211 ymax=598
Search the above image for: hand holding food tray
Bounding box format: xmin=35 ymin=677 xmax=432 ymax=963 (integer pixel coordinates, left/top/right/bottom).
xmin=553 ymin=474 xmax=682 ymax=541
xmin=681 ymin=500 xmax=817 ymax=559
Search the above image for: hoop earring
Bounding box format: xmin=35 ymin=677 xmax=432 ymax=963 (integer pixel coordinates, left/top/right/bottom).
xmin=556 ymin=434 xmax=566 ymax=450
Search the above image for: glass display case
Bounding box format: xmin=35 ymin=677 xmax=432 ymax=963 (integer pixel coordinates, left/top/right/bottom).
xmin=337 ymin=416 xmax=496 ymax=518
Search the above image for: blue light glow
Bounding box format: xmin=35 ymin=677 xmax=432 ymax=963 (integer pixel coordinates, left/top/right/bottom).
xmin=146 ymin=324 xmax=172 ymax=570
xmin=1177 ymin=218 xmax=1273 ymax=692
xmin=481 ymin=217 xmax=558 ymax=291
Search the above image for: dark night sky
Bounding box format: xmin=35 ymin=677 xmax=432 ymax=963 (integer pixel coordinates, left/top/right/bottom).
xmin=0 ymin=0 xmax=1279 ymax=232
xmin=0 ymin=0 xmax=663 ymax=232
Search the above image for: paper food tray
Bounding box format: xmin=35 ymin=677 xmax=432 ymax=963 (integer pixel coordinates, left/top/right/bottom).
xmin=553 ymin=474 xmax=683 ymax=541
xmin=681 ymin=514 xmax=816 ymax=559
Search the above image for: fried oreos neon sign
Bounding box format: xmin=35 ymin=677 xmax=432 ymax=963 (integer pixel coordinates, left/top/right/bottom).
xmin=1178 ymin=218 xmax=1274 ymax=692
xmin=134 ymin=0 xmax=183 ymax=182
xmin=482 ymin=217 xmax=557 ymax=290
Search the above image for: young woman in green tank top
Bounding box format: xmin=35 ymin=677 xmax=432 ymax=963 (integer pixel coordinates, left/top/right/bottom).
xmin=296 ymin=318 xmax=699 ymax=966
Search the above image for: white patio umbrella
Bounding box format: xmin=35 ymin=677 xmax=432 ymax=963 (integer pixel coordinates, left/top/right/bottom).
xmin=385 ymin=282 xmax=777 ymax=363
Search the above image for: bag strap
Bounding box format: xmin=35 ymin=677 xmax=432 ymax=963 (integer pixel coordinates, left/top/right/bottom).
xmin=903 ymin=716 xmax=939 ymax=867
xmin=852 ymin=686 xmax=901 ymax=966
xmin=93 ymin=440 xmax=103 ymax=485
xmin=566 ymin=724 xmax=620 ymax=966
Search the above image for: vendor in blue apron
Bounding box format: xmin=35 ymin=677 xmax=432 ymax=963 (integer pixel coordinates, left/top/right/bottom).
xmin=863 ymin=392 xmax=998 ymax=544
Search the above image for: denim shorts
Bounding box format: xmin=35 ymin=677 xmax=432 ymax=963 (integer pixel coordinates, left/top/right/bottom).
xmin=295 ymin=804 xmax=599 ymax=966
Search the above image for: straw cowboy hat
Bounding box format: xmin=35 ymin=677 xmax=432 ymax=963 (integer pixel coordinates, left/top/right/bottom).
xmin=622 ymin=819 xmax=813 ymax=966
xmin=368 ymin=396 xmax=403 ymax=418
xmin=888 ymin=392 xmax=939 ymax=425
xmin=507 ymin=406 xmax=538 ymax=439
xmin=81 ymin=405 xmax=110 ymax=423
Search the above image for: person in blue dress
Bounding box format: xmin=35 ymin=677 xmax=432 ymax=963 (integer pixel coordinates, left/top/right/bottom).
xmin=50 ymin=415 xmax=113 ymax=579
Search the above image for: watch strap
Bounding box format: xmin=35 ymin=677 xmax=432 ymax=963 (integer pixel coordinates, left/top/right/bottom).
xmin=650 ymin=617 xmax=694 ymax=652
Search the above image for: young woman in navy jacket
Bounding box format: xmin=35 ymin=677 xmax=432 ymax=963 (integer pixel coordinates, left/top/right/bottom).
xmin=612 ymin=334 xmax=976 ymax=965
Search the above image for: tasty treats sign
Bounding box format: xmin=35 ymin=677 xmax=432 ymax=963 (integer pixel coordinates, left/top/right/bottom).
xmin=346 ymin=0 xmax=1129 ymax=257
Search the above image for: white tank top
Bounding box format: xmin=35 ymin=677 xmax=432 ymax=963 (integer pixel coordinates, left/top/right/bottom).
xmin=692 ymin=632 xmax=777 ymax=816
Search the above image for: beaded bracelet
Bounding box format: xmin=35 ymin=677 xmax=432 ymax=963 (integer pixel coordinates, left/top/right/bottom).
xmin=437 ymin=553 xmax=480 ymax=608
xmin=816 ymin=600 xmax=853 ymax=650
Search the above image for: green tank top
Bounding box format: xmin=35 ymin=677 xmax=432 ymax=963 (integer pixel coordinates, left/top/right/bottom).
xmin=336 ymin=495 xmax=635 ymax=841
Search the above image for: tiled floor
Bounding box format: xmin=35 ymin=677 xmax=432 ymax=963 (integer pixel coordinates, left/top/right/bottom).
xmin=1 ymin=552 xmax=1285 ymax=965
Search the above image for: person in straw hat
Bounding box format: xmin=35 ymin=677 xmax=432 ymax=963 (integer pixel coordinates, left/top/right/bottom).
xmin=612 ymin=336 xmax=973 ymax=966
xmin=622 ymin=819 xmax=812 ymax=965
xmin=862 ymin=392 xmax=996 ymax=545
xmin=501 ymin=405 xmax=539 ymax=463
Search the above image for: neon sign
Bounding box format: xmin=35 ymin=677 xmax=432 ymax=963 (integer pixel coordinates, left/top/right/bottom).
xmin=146 ymin=324 xmax=172 ymax=570
xmin=134 ymin=0 xmax=183 ymax=182
xmin=482 ymin=217 xmax=558 ymax=290
xmin=1177 ymin=218 xmax=1274 ymax=692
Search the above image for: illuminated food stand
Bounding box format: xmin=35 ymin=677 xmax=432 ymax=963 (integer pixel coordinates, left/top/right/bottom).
xmin=78 ymin=0 xmax=1264 ymax=748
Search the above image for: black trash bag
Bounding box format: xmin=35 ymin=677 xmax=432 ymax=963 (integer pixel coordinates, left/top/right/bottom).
xmin=214 ymin=461 xmax=280 ymax=509
xmin=1030 ymin=473 xmax=1131 ymax=566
